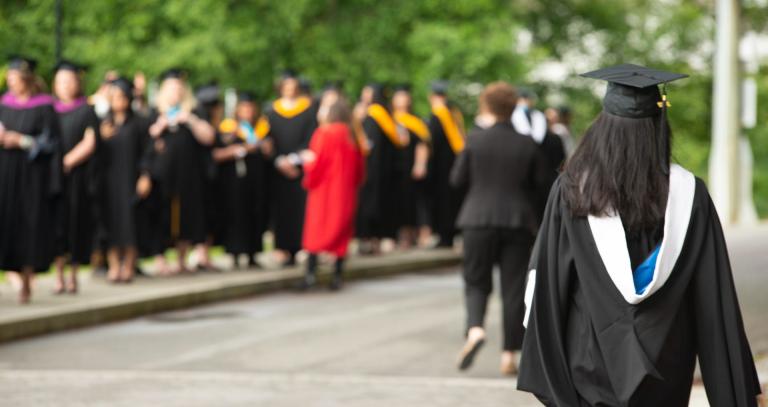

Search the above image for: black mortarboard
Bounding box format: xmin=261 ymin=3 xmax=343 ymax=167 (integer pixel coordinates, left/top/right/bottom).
xmin=237 ymin=90 xmax=258 ymax=103
xmin=280 ymin=69 xmax=298 ymax=80
xmin=393 ymin=83 xmax=412 ymax=93
xmin=53 ymin=60 xmax=86 ymax=74
xmin=581 ymin=63 xmax=688 ymax=175
xmin=8 ymin=55 xmax=37 ymax=72
xmin=298 ymin=76 xmax=312 ymax=94
xmin=110 ymin=77 xmax=134 ymax=99
xmin=195 ymin=82 xmax=220 ymax=105
xmin=430 ymin=80 xmax=449 ymax=96
xmin=580 ymin=63 xmax=687 ymax=119
xmin=159 ymin=67 xmax=187 ymax=82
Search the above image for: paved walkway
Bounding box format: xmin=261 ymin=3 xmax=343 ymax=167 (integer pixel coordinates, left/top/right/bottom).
xmin=0 ymin=270 xmax=746 ymax=406
xmin=0 ymin=249 xmax=460 ymax=342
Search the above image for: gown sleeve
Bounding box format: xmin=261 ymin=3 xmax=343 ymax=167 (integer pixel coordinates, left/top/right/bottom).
xmin=449 ymin=143 xmax=469 ymax=189
xmin=517 ymin=178 xmax=582 ymax=406
xmin=693 ymin=184 xmax=761 ymax=406
xmin=302 ymin=128 xmax=328 ymax=190
xmin=38 ymin=105 xmax=63 ymax=196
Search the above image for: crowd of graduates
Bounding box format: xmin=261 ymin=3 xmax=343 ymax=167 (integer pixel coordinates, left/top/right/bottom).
xmin=0 ymin=55 xmax=569 ymax=304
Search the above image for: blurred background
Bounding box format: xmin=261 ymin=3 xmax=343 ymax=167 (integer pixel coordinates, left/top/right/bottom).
xmin=1 ymin=0 xmax=766 ymax=217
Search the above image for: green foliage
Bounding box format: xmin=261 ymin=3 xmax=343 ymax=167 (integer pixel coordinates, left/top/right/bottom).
xmin=0 ymin=0 xmax=765 ymax=217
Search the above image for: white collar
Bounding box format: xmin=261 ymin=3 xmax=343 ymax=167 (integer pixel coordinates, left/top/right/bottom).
xmin=511 ymin=107 xmax=547 ymax=144
xmin=587 ymin=164 xmax=695 ymax=304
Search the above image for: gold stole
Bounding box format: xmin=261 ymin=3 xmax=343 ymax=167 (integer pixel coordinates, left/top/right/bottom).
xmin=272 ymin=97 xmax=311 ymax=118
xmin=432 ymin=104 xmax=465 ymax=153
xmin=394 ymin=112 xmax=430 ymax=142
xmin=367 ymin=103 xmax=402 ymax=148
xmin=219 ymin=116 xmax=270 ymax=141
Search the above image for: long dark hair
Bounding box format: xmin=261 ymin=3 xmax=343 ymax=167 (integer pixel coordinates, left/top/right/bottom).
xmin=561 ymin=111 xmax=670 ymax=230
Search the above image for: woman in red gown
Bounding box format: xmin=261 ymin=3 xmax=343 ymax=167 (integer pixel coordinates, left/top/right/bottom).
xmin=299 ymin=91 xmax=365 ymax=290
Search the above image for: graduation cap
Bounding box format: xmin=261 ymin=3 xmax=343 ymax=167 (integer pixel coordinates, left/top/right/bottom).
xmin=110 ymin=77 xmax=134 ymax=99
xmin=298 ymin=76 xmax=312 ymax=93
xmin=280 ymin=69 xmax=299 ymax=80
xmin=195 ymin=82 xmax=220 ymax=106
xmin=237 ymin=90 xmax=258 ymax=103
xmin=159 ymin=67 xmax=188 ymax=82
xmin=581 ymin=63 xmax=688 ymax=174
xmin=430 ymin=80 xmax=449 ymax=96
xmin=8 ymin=55 xmax=37 ymax=72
xmin=393 ymin=83 xmax=412 ymax=93
xmin=53 ymin=60 xmax=86 ymax=74
xmin=580 ymin=63 xmax=687 ymax=119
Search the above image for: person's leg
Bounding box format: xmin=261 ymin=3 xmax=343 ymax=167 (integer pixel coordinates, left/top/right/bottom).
xmin=498 ymin=229 xmax=534 ymax=374
xmin=67 ymin=263 xmax=79 ymax=294
xmin=122 ymin=246 xmax=137 ymax=282
xmin=18 ymin=267 xmax=33 ymax=304
xmin=177 ymin=241 xmax=191 ymax=273
xmin=463 ymin=229 xmax=497 ymax=332
xmin=329 ymin=257 xmax=345 ymax=291
xmin=53 ymin=256 xmax=67 ymax=294
xmin=299 ymin=252 xmax=319 ymax=290
xmin=107 ymin=247 xmax=121 ymax=283
xmin=458 ymin=228 xmax=497 ymax=370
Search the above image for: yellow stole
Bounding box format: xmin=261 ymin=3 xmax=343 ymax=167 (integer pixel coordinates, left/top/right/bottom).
xmin=272 ymin=97 xmax=311 ymax=119
xmin=219 ymin=116 xmax=270 ymax=141
xmin=254 ymin=116 xmax=270 ymax=139
xmin=394 ymin=111 xmax=430 ymax=142
xmin=432 ymin=104 xmax=465 ymax=153
xmin=367 ymin=103 xmax=402 ymax=148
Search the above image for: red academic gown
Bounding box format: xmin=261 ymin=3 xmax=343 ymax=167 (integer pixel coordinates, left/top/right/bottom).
xmin=302 ymin=123 xmax=365 ymax=257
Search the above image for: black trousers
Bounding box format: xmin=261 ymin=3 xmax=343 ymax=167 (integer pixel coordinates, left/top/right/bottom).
xmin=462 ymin=227 xmax=533 ymax=351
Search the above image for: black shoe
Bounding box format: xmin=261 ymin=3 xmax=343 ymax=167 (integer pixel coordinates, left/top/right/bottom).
xmin=329 ymin=273 xmax=343 ymax=291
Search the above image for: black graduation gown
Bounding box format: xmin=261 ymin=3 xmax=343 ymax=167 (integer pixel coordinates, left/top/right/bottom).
xmin=356 ymin=115 xmax=400 ymax=239
xmin=214 ymin=133 xmax=267 ymax=255
xmin=98 ymin=115 xmax=152 ymax=248
xmin=149 ymin=112 xmax=209 ymax=245
xmin=395 ymin=125 xmax=429 ymax=228
xmin=55 ymin=101 xmax=100 ymax=264
xmin=518 ymin=172 xmax=761 ymax=406
xmin=0 ymin=94 xmax=61 ymax=272
xmin=265 ymin=103 xmax=317 ymax=253
xmin=427 ymin=113 xmax=463 ymax=244
xmin=536 ymin=131 xmax=566 ymax=219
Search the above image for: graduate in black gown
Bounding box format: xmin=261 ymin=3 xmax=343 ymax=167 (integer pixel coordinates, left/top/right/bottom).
xmin=511 ymin=88 xmax=566 ymax=217
xmin=213 ymin=91 xmax=272 ymax=268
xmin=0 ymin=56 xmax=61 ymax=304
xmin=356 ymin=84 xmax=407 ymax=254
xmin=427 ymin=81 xmax=466 ymax=248
xmin=98 ymin=78 xmax=153 ymax=283
xmin=391 ymin=84 xmax=431 ymax=248
xmin=266 ymin=70 xmax=317 ymax=266
xmin=52 ymin=60 xmax=99 ymax=294
xmin=147 ymin=69 xmax=215 ymax=273
xmin=518 ymin=64 xmax=761 ymax=406
xmin=193 ymin=82 xmax=224 ymax=271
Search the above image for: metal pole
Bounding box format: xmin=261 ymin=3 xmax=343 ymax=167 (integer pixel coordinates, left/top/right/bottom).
xmin=55 ymin=0 xmax=62 ymax=62
xmin=708 ymin=0 xmax=741 ymax=225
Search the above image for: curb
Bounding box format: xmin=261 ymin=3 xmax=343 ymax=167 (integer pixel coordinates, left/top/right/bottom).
xmin=0 ymin=251 xmax=461 ymax=343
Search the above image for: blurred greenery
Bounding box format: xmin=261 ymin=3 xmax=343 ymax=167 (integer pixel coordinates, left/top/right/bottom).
xmin=0 ymin=0 xmax=765 ymax=217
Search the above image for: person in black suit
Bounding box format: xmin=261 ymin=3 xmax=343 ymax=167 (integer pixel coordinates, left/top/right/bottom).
xmin=451 ymin=82 xmax=548 ymax=375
